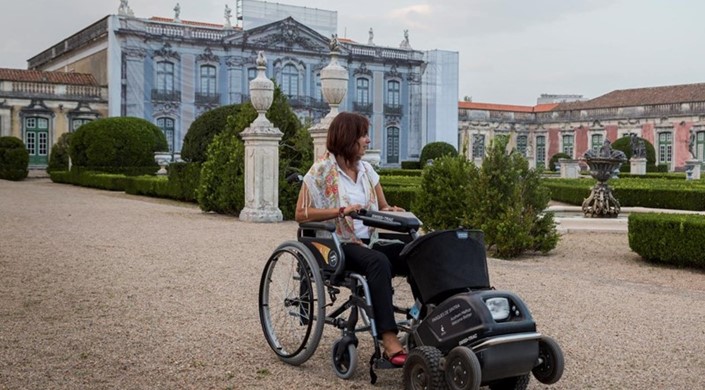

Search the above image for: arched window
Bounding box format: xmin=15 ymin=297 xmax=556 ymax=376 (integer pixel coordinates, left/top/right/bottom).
xmin=658 ymin=131 xmax=672 ymax=165
xmin=157 ymin=117 xmax=175 ymax=152
xmin=356 ymin=78 xmax=370 ymax=104
xmin=387 ymin=80 xmax=400 ymax=106
xmin=562 ymin=134 xmax=574 ymax=157
xmin=24 ymin=116 xmax=49 ymax=166
xmin=281 ymin=64 xmax=299 ymax=97
xmin=200 ymin=65 xmax=216 ymax=95
xmin=516 ymin=134 xmax=527 ymax=156
xmin=156 ymin=61 xmax=174 ymax=93
xmin=536 ymin=135 xmax=546 ymax=167
xmin=472 ymin=134 xmax=485 ymax=159
xmin=591 ymin=133 xmax=603 ymax=152
xmin=386 ymin=126 xmax=400 ymax=164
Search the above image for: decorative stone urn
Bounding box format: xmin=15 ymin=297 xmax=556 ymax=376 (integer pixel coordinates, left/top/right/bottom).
xmin=239 ymin=51 xmax=283 ymax=223
xmin=581 ymin=140 xmax=627 ymax=218
xmin=310 ymin=35 xmax=349 ymax=159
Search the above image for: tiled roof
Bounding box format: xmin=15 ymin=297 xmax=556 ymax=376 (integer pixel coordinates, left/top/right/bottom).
xmin=337 ymin=37 xmax=356 ymax=43
xmin=149 ymin=16 xmax=240 ymax=29
xmin=0 ymin=68 xmax=98 ymax=86
xmin=458 ymin=101 xmax=558 ymax=113
xmin=555 ymin=83 xmax=705 ymax=110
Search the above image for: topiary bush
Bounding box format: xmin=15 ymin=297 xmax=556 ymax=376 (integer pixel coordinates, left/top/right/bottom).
xmin=69 ymin=117 xmax=165 ymax=173
xmin=548 ymin=152 xmax=571 ymax=171
xmin=0 ymin=136 xmax=29 ymax=181
xmin=181 ymin=104 xmax=242 ymax=163
xmin=611 ymin=136 xmax=657 ymax=172
xmin=196 ymin=125 xmax=246 ymax=214
xmin=47 ymin=132 xmax=72 ymax=172
xmin=419 ymin=141 xmax=457 ymax=167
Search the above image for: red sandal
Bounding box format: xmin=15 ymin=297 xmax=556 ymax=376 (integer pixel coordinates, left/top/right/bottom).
xmin=384 ymin=350 xmax=408 ymax=367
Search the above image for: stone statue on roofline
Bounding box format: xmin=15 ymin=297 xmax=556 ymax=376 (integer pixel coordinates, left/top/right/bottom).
xmin=368 ymin=28 xmax=375 ymax=45
xmin=174 ymin=3 xmax=181 ymax=22
xmin=224 ymin=4 xmax=233 ymax=29
xmin=399 ymin=29 xmax=412 ymax=49
xmin=329 ymin=34 xmax=340 ymax=53
xmin=118 ymin=0 xmax=134 ymax=17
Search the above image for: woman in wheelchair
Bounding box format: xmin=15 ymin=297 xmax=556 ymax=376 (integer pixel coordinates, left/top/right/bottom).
xmin=295 ymin=112 xmax=408 ymax=366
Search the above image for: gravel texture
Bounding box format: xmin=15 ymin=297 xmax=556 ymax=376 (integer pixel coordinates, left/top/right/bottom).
xmin=1 ymin=178 xmax=704 ymax=390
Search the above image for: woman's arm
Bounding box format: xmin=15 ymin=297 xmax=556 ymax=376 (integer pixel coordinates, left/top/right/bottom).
xmin=294 ymin=184 xmax=362 ymax=223
xmin=374 ymin=183 xmax=405 ymax=212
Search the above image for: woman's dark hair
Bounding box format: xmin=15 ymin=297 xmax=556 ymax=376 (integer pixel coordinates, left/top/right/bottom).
xmin=326 ymin=112 xmax=369 ymax=163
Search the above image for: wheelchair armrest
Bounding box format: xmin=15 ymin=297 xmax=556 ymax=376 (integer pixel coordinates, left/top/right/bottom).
xmin=299 ymin=222 xmax=336 ymax=232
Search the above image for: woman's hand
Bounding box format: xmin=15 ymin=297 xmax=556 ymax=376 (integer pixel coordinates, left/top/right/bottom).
xmin=381 ymin=205 xmax=405 ymax=212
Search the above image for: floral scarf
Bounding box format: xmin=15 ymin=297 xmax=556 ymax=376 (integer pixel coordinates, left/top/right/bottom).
xmin=303 ymin=152 xmax=378 ymax=243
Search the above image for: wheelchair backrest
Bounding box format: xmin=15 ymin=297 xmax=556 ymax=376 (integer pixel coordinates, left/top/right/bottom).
xmin=401 ymin=229 xmax=490 ymax=305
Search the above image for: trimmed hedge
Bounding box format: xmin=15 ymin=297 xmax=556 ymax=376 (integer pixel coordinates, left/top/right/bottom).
xmin=181 ymin=104 xmax=242 ymax=163
xmin=401 ymin=160 xmax=421 ymax=170
xmin=544 ymin=178 xmax=705 ymax=210
xmin=165 ymin=162 xmax=201 ymax=202
xmin=0 ymin=136 xmax=29 ymax=181
xmin=378 ymin=168 xmax=422 ymax=177
xmin=48 ymin=132 xmax=72 ymax=172
xmin=69 ymin=117 xmax=165 ymax=172
xmin=50 ymin=170 xmax=129 ymax=191
xmin=629 ymin=213 xmax=705 ymax=269
xmin=419 ymin=142 xmax=457 ymax=167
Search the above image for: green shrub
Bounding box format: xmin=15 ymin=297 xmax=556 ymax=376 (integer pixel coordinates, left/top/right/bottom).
xmin=611 ymin=136 xmax=656 ymax=167
xmin=0 ymin=136 xmax=29 ymax=181
xmin=413 ymin=154 xmax=480 ymax=230
xmin=197 ymin=127 xmax=246 ymax=215
xmin=401 ymin=160 xmax=421 ymax=169
xmin=47 ymin=132 xmax=72 ymax=172
xmin=415 ymin=139 xmax=558 ymax=258
xmin=548 ymin=152 xmax=571 ymax=171
xmin=629 ymin=213 xmax=705 ymax=269
xmin=166 ymin=162 xmax=201 ymax=202
xmin=69 ymin=117 xmax=164 ymax=172
xmin=49 ymin=169 xmax=128 ymax=191
xmin=181 ymin=104 xmax=242 ymax=163
xmin=378 ymin=168 xmax=422 ymax=177
xmin=419 ymin=141 xmax=458 ymax=167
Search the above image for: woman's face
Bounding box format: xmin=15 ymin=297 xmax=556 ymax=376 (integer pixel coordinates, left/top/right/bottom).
xmin=355 ymin=132 xmax=371 ymax=159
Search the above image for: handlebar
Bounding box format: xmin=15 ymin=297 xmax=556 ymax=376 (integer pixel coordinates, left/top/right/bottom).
xmin=350 ymin=209 xmax=421 ymax=233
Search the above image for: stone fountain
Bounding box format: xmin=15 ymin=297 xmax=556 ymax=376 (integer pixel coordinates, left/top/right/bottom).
xmin=581 ymin=140 xmax=627 ymax=218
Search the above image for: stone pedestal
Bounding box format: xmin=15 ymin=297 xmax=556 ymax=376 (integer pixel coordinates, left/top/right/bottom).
xmin=559 ymin=158 xmax=580 ymax=178
xmin=239 ymin=51 xmax=283 ymax=223
xmin=685 ymin=159 xmax=701 ymax=180
xmin=240 ymin=129 xmax=283 ymax=222
xmin=310 ymin=117 xmax=332 ymax=160
xmin=630 ymin=157 xmax=646 ymax=175
xmin=527 ymin=156 xmax=536 ymax=170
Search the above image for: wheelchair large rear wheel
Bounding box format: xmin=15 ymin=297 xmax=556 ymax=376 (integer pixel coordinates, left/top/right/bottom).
xmin=259 ymin=241 xmax=325 ymax=366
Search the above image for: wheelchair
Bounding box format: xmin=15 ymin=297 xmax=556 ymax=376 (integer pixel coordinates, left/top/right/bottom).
xmin=258 ymin=209 xmax=565 ymax=389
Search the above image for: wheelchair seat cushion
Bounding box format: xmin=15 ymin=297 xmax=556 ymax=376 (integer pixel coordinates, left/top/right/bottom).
xmin=400 ymin=229 xmax=490 ymax=304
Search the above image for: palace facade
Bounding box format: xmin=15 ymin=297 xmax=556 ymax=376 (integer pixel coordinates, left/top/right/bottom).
xmin=458 ymin=83 xmax=705 ymax=171
xmin=0 ymin=69 xmax=108 ymax=167
xmin=25 ymin=2 xmax=458 ymax=167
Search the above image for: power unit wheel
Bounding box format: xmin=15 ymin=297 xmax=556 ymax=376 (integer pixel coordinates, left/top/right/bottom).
xmin=331 ymin=340 xmax=358 ymax=379
xmin=403 ymin=346 xmax=446 ymax=390
xmin=445 ymin=346 xmax=481 ymax=390
xmin=259 ymin=241 xmax=325 ymax=366
xmin=488 ymin=374 xmax=530 ymax=390
xmin=532 ymin=336 xmax=564 ymax=384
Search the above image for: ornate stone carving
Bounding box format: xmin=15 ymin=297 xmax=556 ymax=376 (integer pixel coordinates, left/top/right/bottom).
xmin=249 ymin=18 xmax=321 ymax=52
xmin=123 ymin=47 xmax=147 ymax=59
xmin=368 ymin=28 xmax=375 ymax=46
xmin=153 ymin=102 xmax=180 ymax=117
xmin=399 ymin=29 xmax=412 ymax=50
xmin=118 ymin=0 xmax=134 ymax=17
xmin=197 ymin=47 xmax=219 ymax=63
xmin=385 ymin=64 xmax=402 ymax=79
xmin=154 ymin=43 xmax=180 ymax=60
xmin=582 ymin=140 xmax=627 ymax=218
xmin=224 ymin=4 xmax=233 ymax=29
xmin=173 ymin=3 xmax=181 ymax=22
xmin=353 ymin=63 xmax=372 ymax=77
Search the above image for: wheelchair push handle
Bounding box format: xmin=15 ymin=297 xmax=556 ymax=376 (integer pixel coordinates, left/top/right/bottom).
xmin=350 ymin=209 xmax=421 ymax=233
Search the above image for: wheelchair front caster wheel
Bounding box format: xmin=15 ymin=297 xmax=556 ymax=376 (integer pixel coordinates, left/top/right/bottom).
xmin=331 ymin=340 xmax=358 ymax=379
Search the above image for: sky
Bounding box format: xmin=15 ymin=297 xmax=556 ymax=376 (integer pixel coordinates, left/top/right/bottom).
xmin=0 ymin=0 xmax=703 ymax=106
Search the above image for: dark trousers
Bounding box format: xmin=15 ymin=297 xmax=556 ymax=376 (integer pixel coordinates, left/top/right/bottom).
xmin=342 ymin=241 xmax=408 ymax=336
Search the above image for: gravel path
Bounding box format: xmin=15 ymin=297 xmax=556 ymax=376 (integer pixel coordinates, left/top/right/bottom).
xmin=1 ymin=179 xmax=704 ymax=390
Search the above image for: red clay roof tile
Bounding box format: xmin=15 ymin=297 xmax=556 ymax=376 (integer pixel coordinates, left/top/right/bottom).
xmin=0 ymin=68 xmax=98 ymax=86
